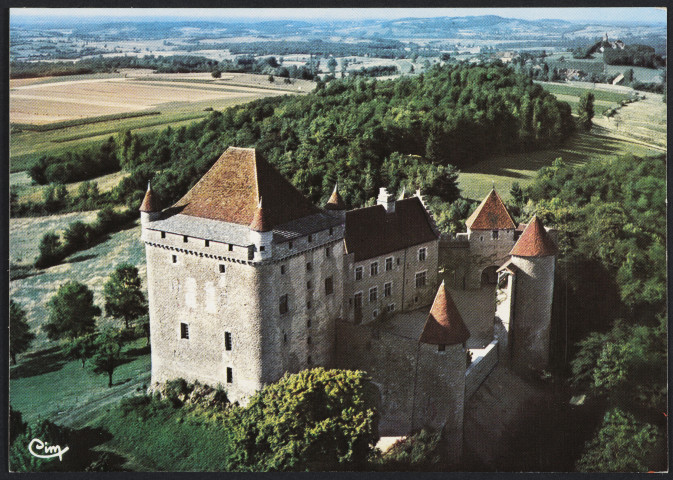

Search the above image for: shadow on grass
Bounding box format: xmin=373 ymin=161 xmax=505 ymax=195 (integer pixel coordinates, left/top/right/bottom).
xmin=124 ymin=345 xmax=151 ymax=358
xmin=66 ymin=253 xmax=98 ymax=264
xmin=11 ymin=346 xmax=67 ymax=379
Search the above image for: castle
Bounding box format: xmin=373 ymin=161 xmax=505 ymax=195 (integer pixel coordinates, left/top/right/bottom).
xmin=140 ymin=146 xmax=557 ymax=465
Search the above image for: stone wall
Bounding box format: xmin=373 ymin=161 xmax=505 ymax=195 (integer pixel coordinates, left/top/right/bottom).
xmin=509 ymin=255 xmax=556 ymax=372
xmin=342 ymin=239 xmax=439 ymax=324
xmin=465 ymin=340 xmax=499 ymax=399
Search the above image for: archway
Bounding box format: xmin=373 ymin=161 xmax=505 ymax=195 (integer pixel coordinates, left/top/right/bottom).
xmin=481 ymin=265 xmax=499 ymax=287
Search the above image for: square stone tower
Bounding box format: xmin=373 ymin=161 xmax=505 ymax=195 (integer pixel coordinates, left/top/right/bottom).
xmin=141 ymin=147 xmax=344 ymax=403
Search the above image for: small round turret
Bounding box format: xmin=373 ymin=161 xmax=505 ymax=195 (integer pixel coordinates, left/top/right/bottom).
xmin=139 ymin=181 xmax=160 ymax=225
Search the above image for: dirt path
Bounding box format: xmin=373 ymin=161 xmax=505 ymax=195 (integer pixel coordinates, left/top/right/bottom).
xmin=55 ymin=370 xmax=151 ymax=429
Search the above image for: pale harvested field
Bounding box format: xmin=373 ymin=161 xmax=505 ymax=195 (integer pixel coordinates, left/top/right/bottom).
xmin=594 ymin=93 xmax=667 ymax=150
xmin=10 ymin=77 xmax=268 ymax=125
xmin=11 ymin=170 xmax=130 ymax=205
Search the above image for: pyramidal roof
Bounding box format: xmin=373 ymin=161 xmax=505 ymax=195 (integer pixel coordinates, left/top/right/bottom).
xmin=325 ymin=182 xmax=346 ymax=210
xmin=419 ymin=281 xmax=471 ymax=346
xmin=171 ymin=147 xmax=320 ymax=228
xmin=510 ymin=215 xmax=558 ymax=257
xmin=139 ymin=181 xmax=160 ymax=212
xmin=465 ymin=189 xmax=516 ymax=230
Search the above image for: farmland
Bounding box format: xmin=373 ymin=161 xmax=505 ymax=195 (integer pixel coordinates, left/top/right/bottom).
xmin=10 ymin=71 xmax=314 ymax=172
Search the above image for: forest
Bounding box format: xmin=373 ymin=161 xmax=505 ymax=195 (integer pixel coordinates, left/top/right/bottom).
xmin=524 ymin=154 xmax=666 ymax=471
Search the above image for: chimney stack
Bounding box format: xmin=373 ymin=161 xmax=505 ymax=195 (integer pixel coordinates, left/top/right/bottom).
xmin=377 ymin=187 xmax=395 ymax=213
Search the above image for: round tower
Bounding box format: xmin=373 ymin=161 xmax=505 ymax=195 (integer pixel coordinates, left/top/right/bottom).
xmin=249 ymin=197 xmax=273 ymax=261
xmin=139 ymin=181 xmax=161 ymax=225
xmin=508 ymin=215 xmax=557 ymax=373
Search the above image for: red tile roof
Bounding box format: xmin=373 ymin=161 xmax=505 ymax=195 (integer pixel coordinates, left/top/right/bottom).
xmin=465 ymin=189 xmax=516 ymax=230
xmin=249 ymin=198 xmax=271 ymax=232
xmin=344 ymin=197 xmax=438 ymax=262
xmin=510 ymin=215 xmax=558 ymax=257
xmin=171 ymin=147 xmax=320 ymax=228
xmin=325 ymin=183 xmax=346 ymax=210
xmin=139 ymin=182 xmax=160 ymax=212
xmin=419 ymin=281 xmax=471 ymax=345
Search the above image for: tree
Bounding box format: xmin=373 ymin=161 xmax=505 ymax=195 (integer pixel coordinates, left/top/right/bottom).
xmin=35 ymin=231 xmax=62 ymax=268
xmin=510 ymin=182 xmax=524 ymax=207
xmin=64 ymin=221 xmax=92 ymax=250
xmin=9 ymin=300 xmax=35 ymax=365
xmin=90 ymin=328 xmax=123 ymax=388
xmin=226 ymin=368 xmax=380 ymax=471
xmin=63 ymin=333 xmax=96 ymax=367
xmin=44 ymin=281 xmax=100 ymax=341
xmin=327 ymin=57 xmax=338 ymax=75
xmin=211 ymin=69 xmax=221 ymax=78
xmin=103 ymin=263 xmax=147 ymax=328
xmin=578 ymin=91 xmax=595 ymax=131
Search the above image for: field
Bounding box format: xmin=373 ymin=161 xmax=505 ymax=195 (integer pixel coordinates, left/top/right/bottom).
xmin=458 ymin=81 xmax=665 ymax=201
xmin=10 ymin=71 xmax=314 ymax=172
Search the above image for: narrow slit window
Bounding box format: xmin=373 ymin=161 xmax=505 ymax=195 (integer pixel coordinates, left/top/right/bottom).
xmin=219 ymin=264 xmax=226 ymax=274
xmin=183 ymin=235 xmax=188 ymax=243
xmin=161 ymin=231 xmax=166 ymax=239
xmin=225 ymin=332 xmax=232 ymax=351
xmin=329 ymin=227 xmax=334 ymax=236
xmin=279 ymin=294 xmax=288 ymax=315
xmin=226 ymin=367 xmax=233 ymax=383
xmin=306 ymin=262 xmax=312 ymax=271
xmin=180 ymin=322 xmax=189 ymax=339
xmin=228 ymin=244 xmax=234 ymax=251
xmin=308 ymin=234 xmax=313 ymax=243
xmin=205 ymin=239 xmax=210 ymax=247
xmin=325 ymin=276 xmax=334 ymax=295
xmin=172 ymin=254 xmax=177 ymax=264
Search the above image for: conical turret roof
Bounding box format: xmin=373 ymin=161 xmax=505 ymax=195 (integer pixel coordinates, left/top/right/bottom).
xmin=325 ymin=182 xmax=346 ymax=210
xmin=139 ymin=181 xmax=160 ymax=212
xmin=465 ymin=188 xmax=516 ymax=230
xmin=510 ymin=215 xmax=558 ymax=257
xmin=419 ymin=281 xmax=471 ymax=345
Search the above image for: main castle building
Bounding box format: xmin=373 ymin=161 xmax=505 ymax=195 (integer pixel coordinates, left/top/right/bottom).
xmin=141 ymin=146 xmax=557 ymax=464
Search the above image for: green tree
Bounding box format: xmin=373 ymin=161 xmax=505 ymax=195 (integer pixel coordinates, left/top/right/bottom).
xmin=35 ymin=231 xmax=62 ymax=268
xmin=44 ymin=281 xmax=100 ymax=341
xmin=64 ymin=221 xmax=92 ymax=250
xmin=578 ymin=91 xmax=595 ymax=131
xmin=510 ymin=182 xmax=524 ymax=207
xmin=211 ymin=68 xmax=222 ymax=79
xmin=327 ymin=57 xmax=338 ymax=75
xmin=226 ymin=368 xmax=380 ymax=471
xmin=576 ymin=408 xmax=662 ymax=472
xmin=63 ymin=333 xmax=96 ymax=368
xmin=103 ymin=263 xmax=147 ymax=328
xmin=9 ymin=300 xmax=35 ymax=365
xmin=90 ymin=328 xmax=123 ymax=388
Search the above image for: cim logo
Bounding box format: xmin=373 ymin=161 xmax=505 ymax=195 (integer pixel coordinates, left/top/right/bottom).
xmin=28 ymin=438 xmax=69 ymax=461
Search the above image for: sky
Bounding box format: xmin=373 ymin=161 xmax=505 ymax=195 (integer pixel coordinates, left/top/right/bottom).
xmin=10 ymin=7 xmax=667 ymax=24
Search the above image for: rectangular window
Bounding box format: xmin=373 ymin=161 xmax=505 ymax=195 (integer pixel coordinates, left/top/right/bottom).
xmin=306 ymin=262 xmax=312 ymax=271
xmin=329 ymin=227 xmax=334 ymax=236
xmin=355 ymin=266 xmax=363 ymax=281
xmin=307 ymin=300 xmax=312 ymax=310
xmin=307 ymin=336 xmax=312 ymax=345
xmin=307 ymin=319 xmax=312 ymax=328
xmin=228 ymin=244 xmax=234 ymax=251
xmin=438 ymin=344 xmax=446 ymax=352
xmin=415 ymin=271 xmax=427 ymax=288
xmin=172 ymin=254 xmax=177 ymax=264
xmin=385 ymin=257 xmax=393 ymax=271
xmin=225 ymin=332 xmax=232 ymax=351
xmin=180 ymin=323 xmax=189 ymax=339
xmin=226 ymin=367 xmax=233 ymax=383
xmin=325 ymin=276 xmax=334 ymax=295
xmin=279 ymin=294 xmax=288 ymax=315
xmin=370 ymin=262 xmax=379 ymax=276
xmin=418 ymin=247 xmax=427 ymax=262
xmin=205 ymin=239 xmax=210 ymax=247
xmin=183 ymin=235 xmax=188 ymax=243
xmin=369 ymin=287 xmax=378 ymax=303
xmin=219 ymin=264 xmax=226 ymax=274
xmin=325 ymin=246 xmax=331 ymax=257
xmin=161 ymin=231 xmax=166 ymax=239
xmin=281 ymin=265 xmax=286 ymax=275
xmin=492 ymin=230 xmax=499 ymax=240
xmin=386 ymin=303 xmax=395 ymax=313
xmin=308 ymin=234 xmax=313 ymax=243
xmin=354 ymin=293 xmax=363 ymax=308
xmin=384 ymin=282 xmax=392 ymax=298
xmin=260 ymin=246 xmax=265 ymax=252
xmin=307 ymin=280 xmax=312 ymax=290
